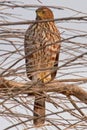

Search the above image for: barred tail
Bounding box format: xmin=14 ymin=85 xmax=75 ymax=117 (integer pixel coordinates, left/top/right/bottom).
xmin=33 ymin=92 xmax=45 ymax=126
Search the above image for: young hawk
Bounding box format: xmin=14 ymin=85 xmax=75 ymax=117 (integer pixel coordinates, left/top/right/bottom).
xmin=24 ymin=7 xmax=61 ymax=126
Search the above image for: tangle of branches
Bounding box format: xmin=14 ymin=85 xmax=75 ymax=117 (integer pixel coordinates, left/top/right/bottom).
xmin=0 ymin=1 xmax=87 ymax=130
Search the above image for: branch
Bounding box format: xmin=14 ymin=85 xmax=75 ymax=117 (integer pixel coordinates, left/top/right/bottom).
xmin=0 ymin=77 xmax=87 ymax=104
xmin=0 ymin=16 xmax=87 ymax=26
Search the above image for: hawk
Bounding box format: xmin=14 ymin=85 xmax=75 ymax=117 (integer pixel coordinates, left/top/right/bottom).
xmin=24 ymin=7 xmax=61 ymax=126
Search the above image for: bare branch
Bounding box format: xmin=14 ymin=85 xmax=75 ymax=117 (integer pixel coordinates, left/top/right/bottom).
xmin=0 ymin=16 xmax=87 ymax=26
xmin=0 ymin=77 xmax=87 ymax=104
xmin=0 ymin=2 xmax=87 ymax=129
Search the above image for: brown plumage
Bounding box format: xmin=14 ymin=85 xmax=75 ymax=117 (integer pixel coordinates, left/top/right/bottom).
xmin=24 ymin=6 xmax=61 ymax=126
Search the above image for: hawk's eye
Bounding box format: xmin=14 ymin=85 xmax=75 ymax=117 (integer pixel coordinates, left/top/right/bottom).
xmin=42 ymin=10 xmax=45 ymax=14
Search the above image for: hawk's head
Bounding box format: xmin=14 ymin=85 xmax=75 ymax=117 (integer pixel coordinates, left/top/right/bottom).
xmin=36 ymin=7 xmax=54 ymax=20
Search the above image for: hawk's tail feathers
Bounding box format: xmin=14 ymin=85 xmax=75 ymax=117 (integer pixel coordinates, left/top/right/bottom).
xmin=33 ymin=93 xmax=45 ymax=126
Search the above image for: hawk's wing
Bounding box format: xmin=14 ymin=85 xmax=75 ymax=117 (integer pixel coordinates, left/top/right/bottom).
xmin=51 ymin=44 xmax=61 ymax=80
xmin=24 ymin=25 xmax=34 ymax=80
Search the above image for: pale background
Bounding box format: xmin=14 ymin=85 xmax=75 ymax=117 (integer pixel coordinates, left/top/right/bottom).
xmin=0 ymin=0 xmax=87 ymax=129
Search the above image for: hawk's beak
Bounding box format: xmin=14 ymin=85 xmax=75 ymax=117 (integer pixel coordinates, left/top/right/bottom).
xmin=36 ymin=10 xmax=43 ymax=20
xmin=36 ymin=10 xmax=42 ymax=17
